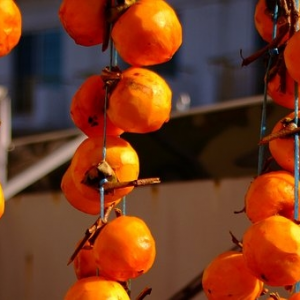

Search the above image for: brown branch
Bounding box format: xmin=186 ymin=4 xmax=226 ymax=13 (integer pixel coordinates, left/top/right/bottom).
xmin=241 ymin=23 xmax=290 ymax=66
xmin=136 ymin=287 xmax=152 ymax=300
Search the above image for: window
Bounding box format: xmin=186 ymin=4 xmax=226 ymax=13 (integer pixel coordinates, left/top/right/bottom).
xmin=12 ymin=29 xmax=62 ymax=114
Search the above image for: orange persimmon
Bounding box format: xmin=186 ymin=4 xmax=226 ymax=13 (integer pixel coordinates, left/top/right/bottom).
xmin=69 ymin=136 xmax=139 ymax=204
xmin=0 ymin=183 xmax=4 ymax=219
xmin=0 ymin=0 xmax=22 ymax=57
xmin=58 ymin=0 xmax=106 ymax=46
xmin=61 ymin=166 xmax=121 ymax=215
xmin=70 ymin=75 xmax=124 ymax=137
xmin=64 ymin=276 xmax=130 ymax=300
xmin=111 ymin=0 xmax=182 ymax=66
xmin=242 ymin=215 xmax=300 ymax=286
xmin=268 ymin=111 xmax=299 ymax=173
xmin=93 ymin=215 xmax=156 ymax=282
xmin=202 ymin=251 xmax=264 ymax=300
xmin=245 ymin=170 xmax=300 ymax=223
xmin=107 ymin=67 xmax=172 ymax=133
xmin=73 ymin=239 xmax=98 ymax=280
xmin=289 ymin=293 xmax=300 ymax=300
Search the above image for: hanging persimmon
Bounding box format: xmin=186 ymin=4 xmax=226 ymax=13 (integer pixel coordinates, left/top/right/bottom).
xmin=111 ymin=0 xmax=182 ymax=66
xmin=244 ymin=170 xmax=300 ymax=223
xmin=107 ymin=67 xmax=172 ymax=133
xmin=202 ymin=251 xmax=264 ymax=300
xmin=0 ymin=183 xmax=4 ymax=219
xmin=0 ymin=0 xmax=22 ymax=57
xmin=68 ymin=136 xmax=140 ymax=204
xmin=58 ymin=0 xmax=106 ymax=46
xmin=64 ymin=276 xmax=130 ymax=300
xmin=93 ymin=215 xmax=156 ymax=282
xmin=242 ymin=215 xmax=300 ymax=286
xmin=73 ymin=239 xmax=98 ymax=280
xmin=70 ymin=74 xmax=124 ymax=137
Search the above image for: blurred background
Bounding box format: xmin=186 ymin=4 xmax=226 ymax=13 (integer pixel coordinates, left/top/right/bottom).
xmin=0 ymin=0 xmax=293 ymax=299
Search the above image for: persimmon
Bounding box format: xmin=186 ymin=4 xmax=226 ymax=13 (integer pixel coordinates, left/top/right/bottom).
xmin=245 ymin=170 xmax=300 ymax=223
xmin=107 ymin=67 xmax=172 ymax=133
xmin=284 ymin=30 xmax=300 ymax=83
xmin=289 ymin=293 xmax=300 ymax=300
xmin=111 ymin=0 xmax=182 ymax=66
xmin=73 ymin=239 xmax=97 ymax=280
xmin=61 ymin=166 xmax=121 ymax=215
xmin=202 ymin=250 xmax=264 ymax=300
xmin=254 ymin=0 xmax=290 ymax=44
xmin=70 ymin=74 xmax=124 ymax=137
xmin=268 ymin=111 xmax=299 ymax=173
xmin=0 ymin=0 xmax=22 ymax=57
xmin=58 ymin=0 xmax=106 ymax=46
xmin=0 ymin=182 xmax=4 ymax=219
xmin=69 ymin=136 xmax=139 ymax=204
xmin=242 ymin=215 xmax=300 ymax=286
xmin=93 ymin=215 xmax=156 ymax=282
xmin=64 ymin=276 xmax=130 ymax=300
xmin=267 ymin=70 xmax=300 ymax=109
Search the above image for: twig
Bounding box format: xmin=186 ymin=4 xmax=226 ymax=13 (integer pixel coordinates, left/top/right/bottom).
xmin=136 ymin=287 xmax=152 ymax=300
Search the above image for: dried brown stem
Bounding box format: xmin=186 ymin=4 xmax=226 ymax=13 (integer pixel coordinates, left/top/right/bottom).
xmin=241 ymin=23 xmax=290 ymax=66
xmin=67 ymin=204 xmax=114 ymax=265
xmin=136 ymin=287 xmax=152 ymax=300
xmin=229 ymin=231 xmax=243 ymax=249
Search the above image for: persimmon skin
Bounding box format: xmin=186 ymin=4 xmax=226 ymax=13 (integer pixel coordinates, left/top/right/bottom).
xmin=0 ymin=183 xmax=4 ymax=219
xmin=58 ymin=0 xmax=106 ymax=46
xmin=64 ymin=276 xmax=130 ymax=300
xmin=73 ymin=240 xmax=97 ymax=280
xmin=0 ymin=0 xmax=22 ymax=57
xmin=268 ymin=111 xmax=299 ymax=173
xmin=242 ymin=215 xmax=300 ymax=286
xmin=93 ymin=215 xmax=156 ymax=282
xmin=107 ymin=67 xmax=172 ymax=133
xmin=69 ymin=136 xmax=139 ymax=204
xmin=202 ymin=251 xmax=264 ymax=300
xmin=254 ymin=0 xmax=290 ymax=44
xmin=245 ymin=170 xmax=300 ymax=223
xmin=284 ymin=30 xmax=300 ymax=84
xmin=267 ymin=71 xmax=300 ymax=109
xmin=289 ymin=293 xmax=300 ymax=300
xmin=70 ymin=75 xmax=124 ymax=137
xmin=111 ymin=0 xmax=182 ymax=66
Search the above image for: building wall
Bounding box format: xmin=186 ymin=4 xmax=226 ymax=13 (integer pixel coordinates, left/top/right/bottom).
xmin=0 ymin=0 xmax=262 ymax=133
xmin=0 ymin=178 xmax=253 ymax=300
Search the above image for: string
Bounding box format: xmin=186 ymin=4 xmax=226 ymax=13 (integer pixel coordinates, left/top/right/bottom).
xmin=294 ymin=0 xmax=300 ymax=293
xmin=257 ymin=2 xmax=279 ymax=175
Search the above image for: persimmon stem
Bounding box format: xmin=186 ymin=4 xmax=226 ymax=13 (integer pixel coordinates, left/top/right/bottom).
xmin=229 ymin=231 xmax=243 ymax=249
xmin=67 ymin=204 xmax=114 ymax=265
xmin=241 ymin=23 xmax=290 ymax=66
xmin=136 ymin=287 xmax=152 ymax=300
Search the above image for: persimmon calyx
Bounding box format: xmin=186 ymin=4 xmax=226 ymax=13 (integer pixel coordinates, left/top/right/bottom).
xmin=259 ymin=117 xmax=300 ymax=144
xmin=101 ymin=66 xmax=122 ymax=92
xmin=268 ymin=292 xmax=282 ymax=300
xmin=106 ymin=0 xmax=137 ymax=23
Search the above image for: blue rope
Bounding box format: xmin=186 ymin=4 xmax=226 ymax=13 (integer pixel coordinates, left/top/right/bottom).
xmin=257 ymin=2 xmax=279 ymax=175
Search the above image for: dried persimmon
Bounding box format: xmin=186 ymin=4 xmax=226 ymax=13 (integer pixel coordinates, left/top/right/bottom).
xmin=267 ymin=70 xmax=300 ymax=109
xmin=0 ymin=183 xmax=4 ymax=219
xmin=107 ymin=67 xmax=172 ymax=133
xmin=242 ymin=215 xmax=300 ymax=286
xmin=245 ymin=170 xmax=300 ymax=223
xmin=93 ymin=215 xmax=156 ymax=282
xmin=0 ymin=0 xmax=22 ymax=57
xmin=202 ymin=251 xmax=264 ymax=300
xmin=284 ymin=30 xmax=300 ymax=84
xmin=267 ymin=111 xmax=299 ymax=173
xmin=70 ymin=74 xmax=124 ymax=137
xmin=289 ymin=293 xmax=300 ymax=300
xmin=58 ymin=0 xmax=106 ymax=46
xmin=61 ymin=166 xmax=121 ymax=215
xmin=64 ymin=276 xmax=130 ymax=300
xmin=73 ymin=239 xmax=97 ymax=280
xmin=69 ymin=136 xmax=139 ymax=204
xmin=111 ymin=0 xmax=182 ymax=66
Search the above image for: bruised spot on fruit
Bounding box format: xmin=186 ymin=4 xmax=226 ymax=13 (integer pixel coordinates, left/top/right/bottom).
xmin=88 ymin=116 xmax=99 ymax=127
xmin=261 ymin=273 xmax=268 ymax=282
xmin=133 ymin=72 xmax=140 ymax=76
xmin=207 ymin=289 xmax=212 ymax=294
